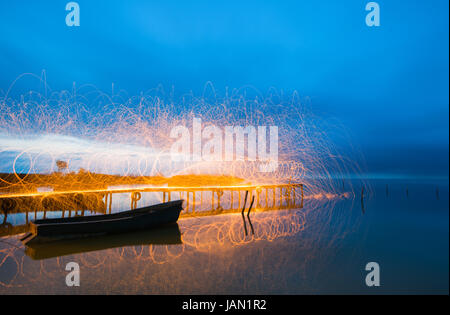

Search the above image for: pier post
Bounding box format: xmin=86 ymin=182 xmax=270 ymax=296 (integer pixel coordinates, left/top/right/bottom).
xmin=256 ymin=188 xmax=261 ymax=208
xmin=217 ymin=190 xmax=223 ymax=210
xmin=265 ymin=188 xmax=268 ymax=209
xmin=280 ymin=187 xmax=283 ymax=207
xmin=300 ymin=184 xmax=304 ymax=208
xmin=230 ymin=190 xmax=234 ymax=210
xmin=186 ymin=191 xmax=189 ymax=213
xmin=109 ymin=192 xmax=112 ymax=214
xmin=292 ymin=186 xmax=296 ymax=207
xmin=238 ymin=190 xmax=241 ymax=210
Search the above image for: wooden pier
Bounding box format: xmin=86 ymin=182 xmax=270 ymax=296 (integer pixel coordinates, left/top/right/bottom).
xmin=0 ymin=183 xmax=304 ymax=237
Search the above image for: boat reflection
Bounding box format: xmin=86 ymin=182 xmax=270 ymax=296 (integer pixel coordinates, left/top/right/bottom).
xmin=24 ymin=223 xmax=182 ymax=260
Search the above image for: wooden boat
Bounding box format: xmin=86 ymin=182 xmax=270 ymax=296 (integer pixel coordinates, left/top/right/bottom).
xmin=21 ymin=200 xmax=184 ymax=245
xmin=25 ymin=223 xmax=182 ymax=260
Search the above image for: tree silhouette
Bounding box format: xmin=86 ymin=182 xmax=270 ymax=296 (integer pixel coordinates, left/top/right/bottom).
xmin=56 ymin=160 xmax=68 ymax=172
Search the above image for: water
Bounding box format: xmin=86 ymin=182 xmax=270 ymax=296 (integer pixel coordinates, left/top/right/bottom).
xmin=0 ymin=180 xmax=448 ymax=294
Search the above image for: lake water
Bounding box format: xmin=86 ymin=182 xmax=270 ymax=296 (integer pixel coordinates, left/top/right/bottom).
xmin=0 ymin=180 xmax=448 ymax=294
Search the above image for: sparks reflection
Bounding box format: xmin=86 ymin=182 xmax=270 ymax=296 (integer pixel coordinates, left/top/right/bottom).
xmin=0 ymin=195 xmax=359 ymax=293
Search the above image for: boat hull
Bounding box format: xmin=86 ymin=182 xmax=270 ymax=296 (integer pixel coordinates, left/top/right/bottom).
xmin=22 ymin=200 xmax=183 ymax=245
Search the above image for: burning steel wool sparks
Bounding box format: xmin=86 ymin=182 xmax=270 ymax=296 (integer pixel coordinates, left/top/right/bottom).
xmin=0 ymin=73 xmax=366 ymax=198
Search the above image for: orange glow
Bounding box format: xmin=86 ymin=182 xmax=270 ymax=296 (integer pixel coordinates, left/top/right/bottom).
xmin=0 ymin=74 xmax=368 ymax=201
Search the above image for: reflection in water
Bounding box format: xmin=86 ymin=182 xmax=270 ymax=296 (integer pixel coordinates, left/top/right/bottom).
xmin=24 ymin=223 xmax=182 ymax=260
xmin=241 ymin=192 xmax=255 ymax=236
xmin=0 ymin=184 xmax=363 ymax=294
xmin=242 ymin=212 xmax=255 ymax=236
xmin=7 ymin=199 xmax=356 ymax=290
xmin=0 ymin=205 xmax=313 ymax=291
xmin=0 ymin=199 xmax=353 ymax=294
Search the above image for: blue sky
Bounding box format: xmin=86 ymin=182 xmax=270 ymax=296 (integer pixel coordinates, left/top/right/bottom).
xmin=0 ymin=0 xmax=448 ymax=177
